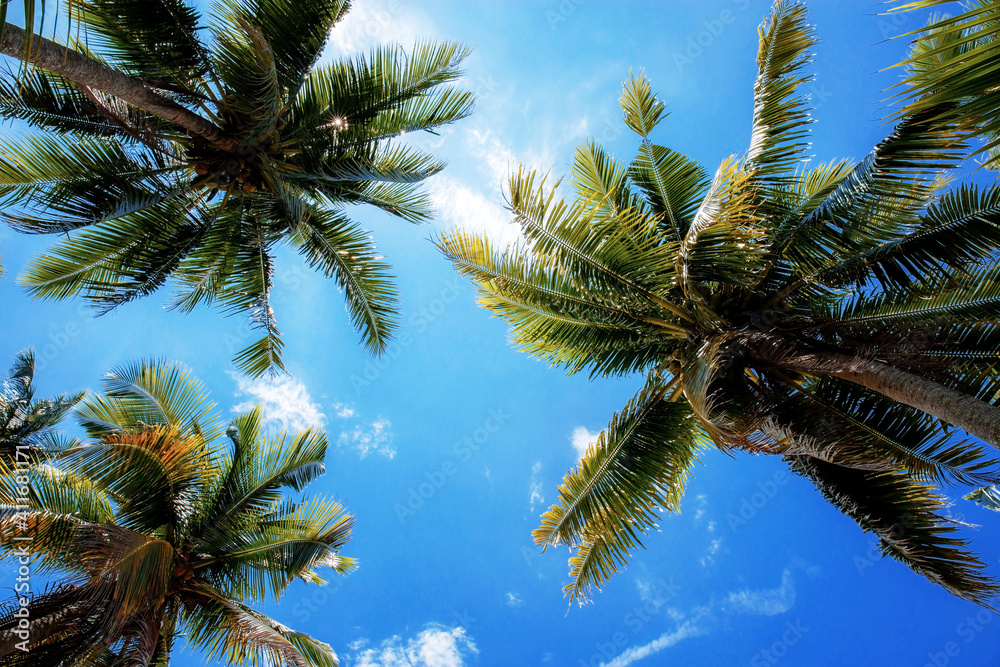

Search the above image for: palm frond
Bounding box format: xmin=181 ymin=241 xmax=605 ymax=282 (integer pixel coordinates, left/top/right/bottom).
xmin=0 ymin=134 xmax=169 ymax=233
xmin=72 ymin=0 xmax=213 ymax=87
xmin=182 ymin=580 xmax=338 ymax=667
xmin=195 ymin=410 xmax=328 ymax=549
xmin=57 ymin=426 xmax=211 ymax=533
xmin=561 ymin=525 xmax=633 ymax=606
xmin=570 ymin=139 xmax=639 ymax=220
xmin=620 ymin=69 xmax=667 ymax=139
xmin=0 ymin=349 xmax=83 ymax=459
xmin=535 ymin=382 xmax=705 ymax=601
xmin=677 ymin=157 xmax=764 ymax=298
xmin=508 ymin=168 xmax=681 ymax=308
xmin=75 ymin=358 xmax=221 ymax=439
xmin=628 ymin=141 xmax=709 ymax=245
xmin=788 ymin=454 xmax=999 ymax=607
xmin=745 ymin=0 xmax=815 ymax=181
xmin=773 ymin=378 xmax=1000 ymax=486
xmin=892 ymin=0 xmax=1000 ymax=167
xmin=199 ymin=496 xmax=354 ymax=601
xmin=288 ymin=205 xmax=398 ymax=355
xmin=824 ymin=262 xmax=1000 ymax=326
xmin=233 ymin=0 xmax=350 ymax=96
xmin=212 ymin=16 xmax=284 ymax=143
xmin=815 ymin=183 xmax=1000 ymax=291
xmin=3 ymin=463 xmax=115 ymax=525
xmin=775 ymin=104 xmax=965 ymax=273
xmin=0 ymin=65 xmax=161 ymax=139
xmin=291 ymin=40 xmax=471 ymax=143
xmin=437 ymin=231 xmax=676 ymax=376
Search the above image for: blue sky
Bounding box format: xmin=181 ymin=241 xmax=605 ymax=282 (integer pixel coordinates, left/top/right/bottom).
xmin=3 ymin=0 xmax=1000 ymax=665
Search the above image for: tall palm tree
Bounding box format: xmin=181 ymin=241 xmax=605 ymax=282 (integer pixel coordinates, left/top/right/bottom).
xmin=439 ymin=0 xmax=1000 ymax=607
xmin=0 ymin=359 xmax=355 ymax=666
xmin=891 ymin=0 xmax=1000 ymax=167
xmin=0 ymin=0 xmax=475 ymax=376
xmin=0 ymin=348 xmax=82 ymax=462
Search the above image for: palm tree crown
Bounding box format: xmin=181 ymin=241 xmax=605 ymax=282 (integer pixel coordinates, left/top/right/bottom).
xmin=0 ymin=359 xmax=354 ymax=666
xmin=0 ymin=349 xmax=82 ymax=462
xmin=439 ymin=0 xmax=1000 ymax=607
xmin=0 ymin=0 xmax=475 ymax=376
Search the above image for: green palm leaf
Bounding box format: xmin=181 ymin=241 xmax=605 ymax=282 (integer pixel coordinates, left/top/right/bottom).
xmin=745 ymin=0 xmax=815 ymax=181
xmin=535 ymin=381 xmax=706 ymax=602
xmin=76 ymin=358 xmax=220 ymax=438
xmin=788 ymin=454 xmax=999 ymax=607
xmin=71 ymin=0 xmax=212 ymax=86
xmin=892 ymin=0 xmax=1000 ymax=166
xmin=289 ymin=205 xmax=398 ymax=355
xmin=0 ymin=349 xmax=82 ymax=461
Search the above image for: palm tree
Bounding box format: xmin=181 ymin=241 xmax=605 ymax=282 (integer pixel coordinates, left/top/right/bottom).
xmin=438 ymin=0 xmax=1000 ymax=607
xmin=892 ymin=0 xmax=1000 ymax=167
xmin=0 ymin=348 xmax=82 ymax=462
xmin=0 ymin=359 xmax=355 ymax=666
xmin=0 ymin=0 xmax=475 ymax=376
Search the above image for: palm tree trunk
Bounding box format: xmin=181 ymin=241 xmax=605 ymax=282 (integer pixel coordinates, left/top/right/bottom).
xmin=0 ymin=24 xmax=240 ymax=153
xmin=751 ymin=335 xmax=1000 ymax=447
xmin=831 ymin=358 xmax=1000 ymax=447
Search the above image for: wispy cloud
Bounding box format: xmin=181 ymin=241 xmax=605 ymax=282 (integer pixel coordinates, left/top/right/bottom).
xmin=529 ymin=461 xmax=544 ymax=512
xmin=468 ymin=128 xmax=521 ymax=188
xmin=339 ymin=416 xmax=395 ymax=459
xmin=332 ymin=401 xmax=356 ymax=419
xmin=427 ymin=127 xmax=554 ymax=247
xmin=570 ymin=426 xmax=599 ymax=460
xmin=601 ymin=619 xmax=709 ymax=667
xmin=700 ymin=537 xmax=723 ymax=568
xmin=231 ymin=374 xmax=325 ymax=432
xmin=426 ymin=174 xmax=519 ymax=246
xmin=692 ymin=494 xmax=707 ymax=522
xmin=600 ymin=565 xmax=805 ymax=666
xmin=352 ymin=624 xmax=478 ymax=667
xmin=723 ymin=567 xmax=796 ymax=616
xmin=505 ymin=592 xmax=523 ymax=608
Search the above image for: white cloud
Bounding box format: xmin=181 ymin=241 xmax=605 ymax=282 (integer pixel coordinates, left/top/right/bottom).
xmin=468 ymin=129 xmax=520 ymax=189
xmin=600 ymin=565 xmax=806 ymax=667
xmin=571 ymin=426 xmax=600 ymax=460
xmin=529 ymin=461 xmax=545 ymax=512
xmin=723 ymin=568 xmax=796 ymax=616
xmin=700 ymin=537 xmax=723 ymax=568
xmin=352 ymin=624 xmax=478 ymax=667
xmin=333 ymin=402 xmax=356 ymax=419
xmin=600 ymin=620 xmax=708 ymax=667
xmin=505 ymin=592 xmax=523 ymax=608
xmin=324 ymin=0 xmax=432 ymax=57
xmin=339 ymin=416 xmax=396 ymax=459
xmin=426 ymin=174 xmax=520 ymax=246
xmin=692 ymin=494 xmax=707 ymax=522
xmin=426 ymin=128 xmax=558 ymax=248
xmin=231 ymin=374 xmax=325 ymax=432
